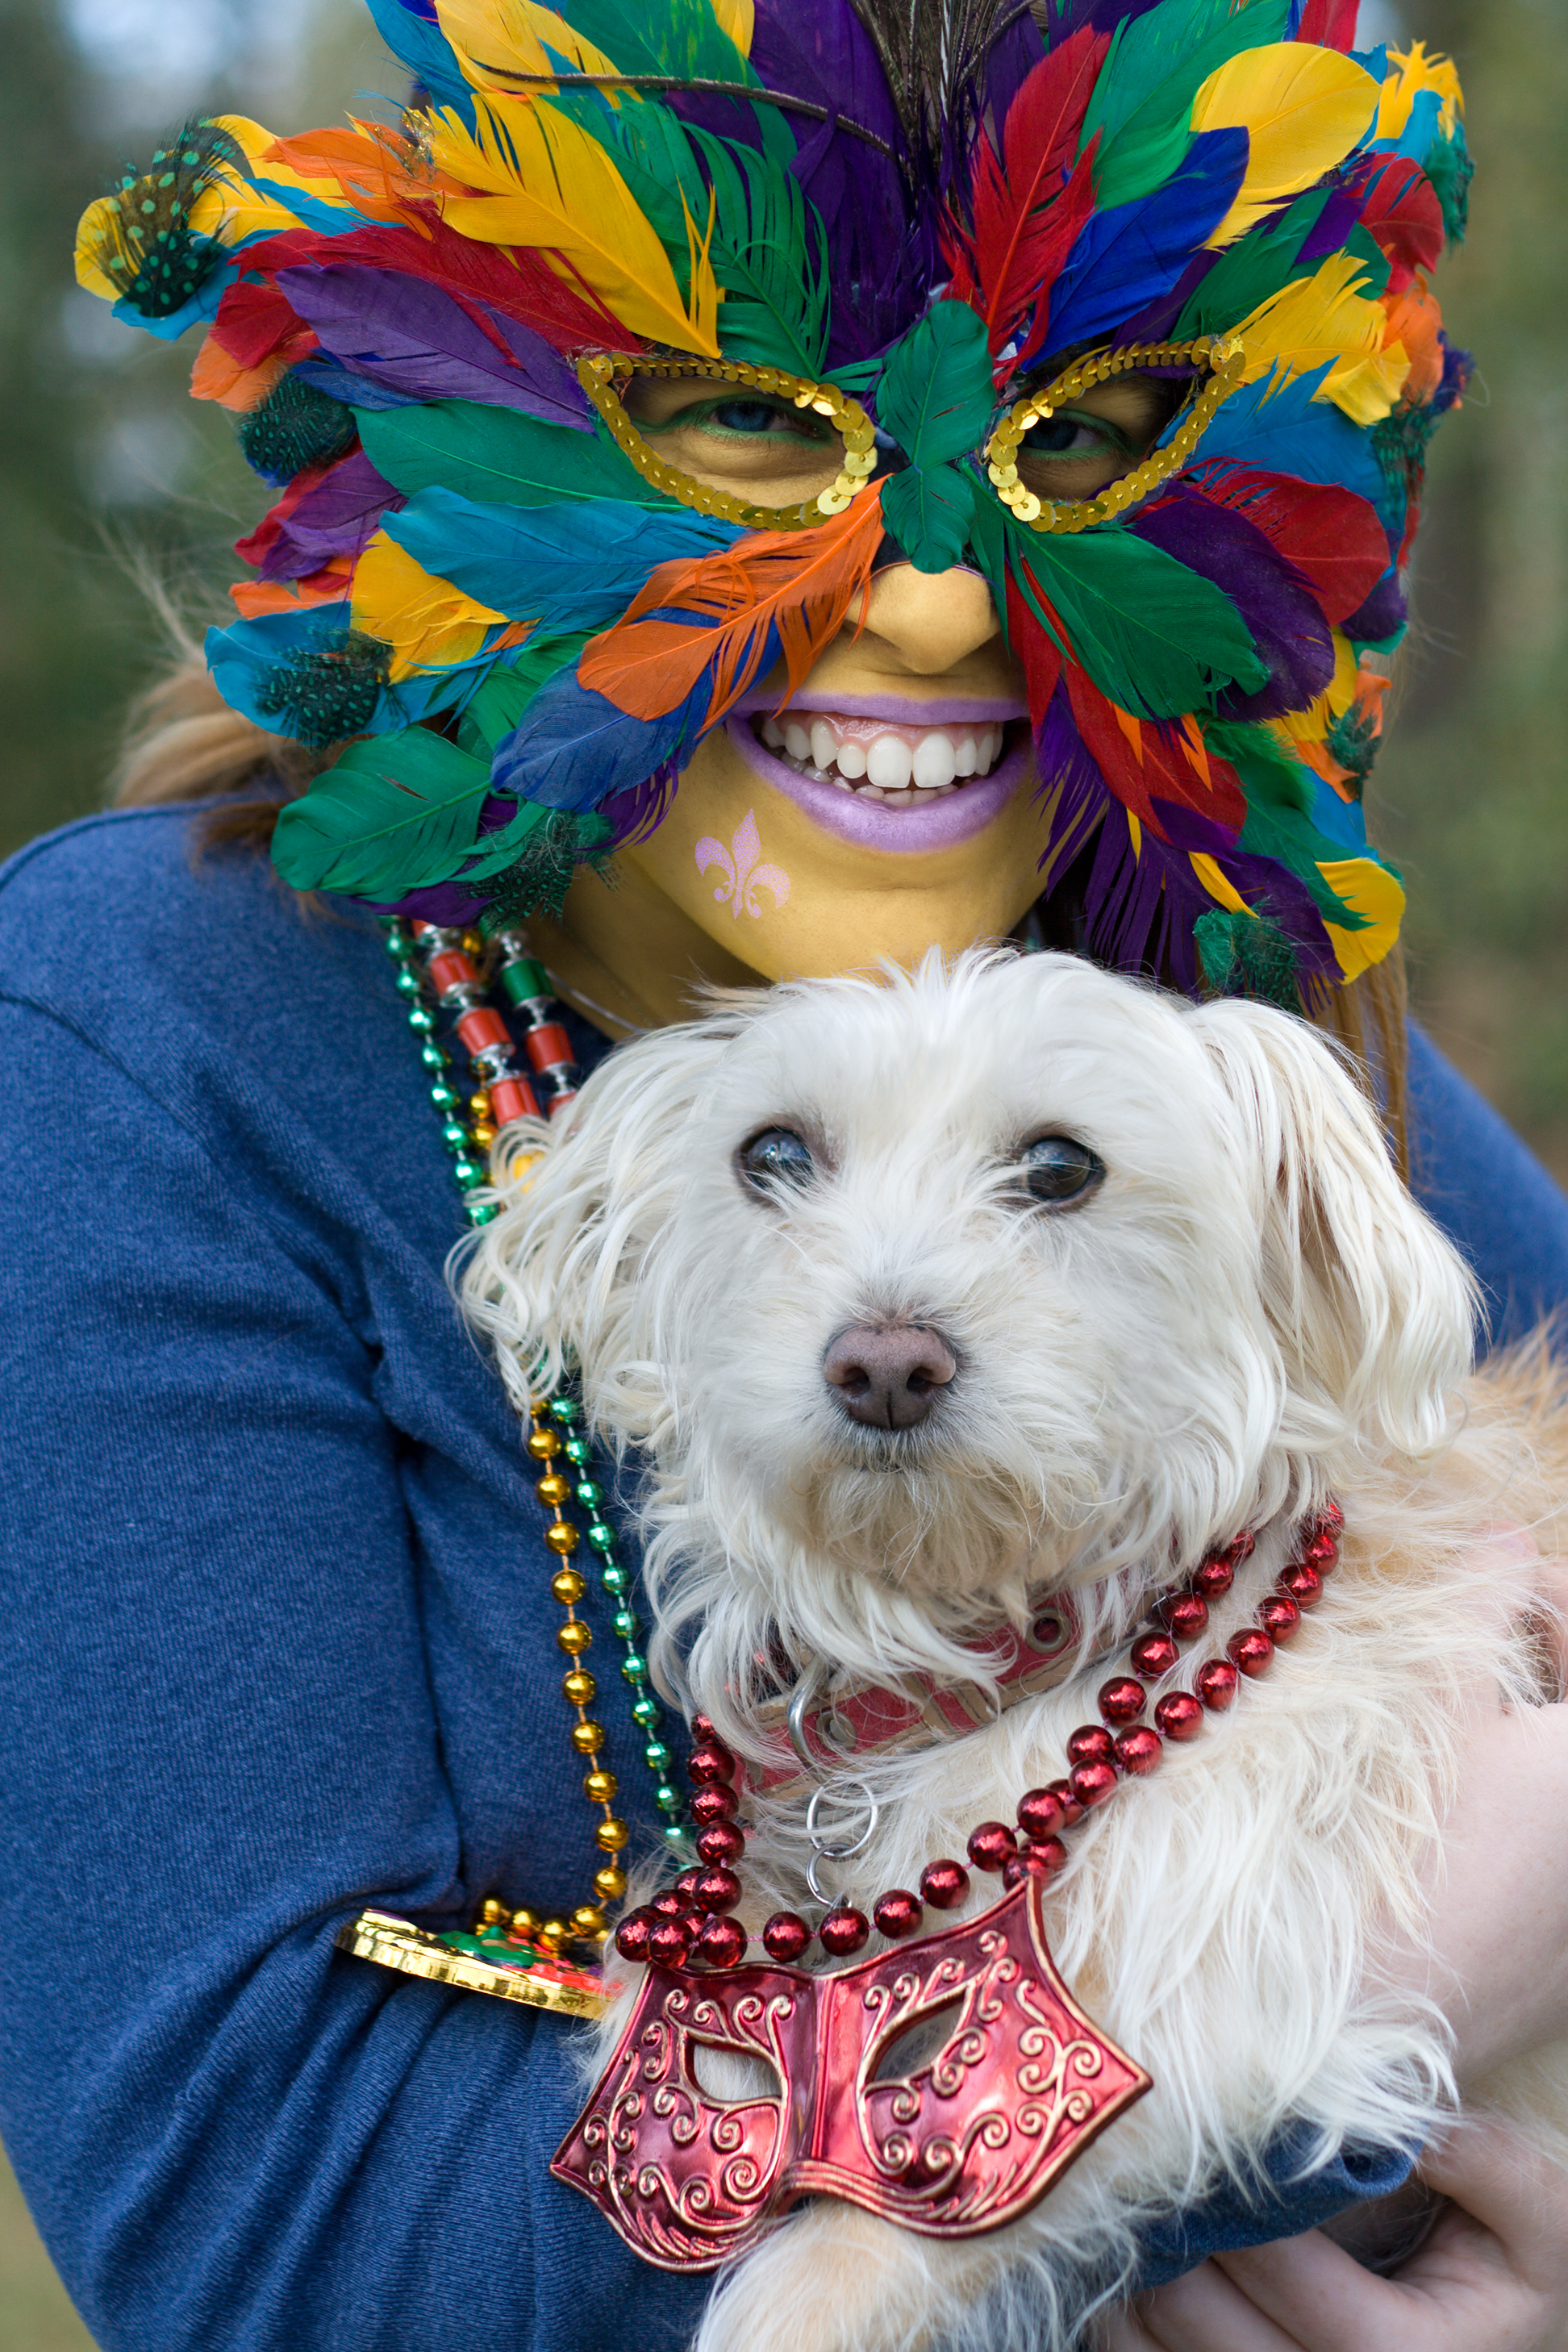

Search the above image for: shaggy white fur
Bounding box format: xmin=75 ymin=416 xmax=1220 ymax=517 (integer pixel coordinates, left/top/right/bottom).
xmin=461 ymin=949 xmax=1568 ymax=2352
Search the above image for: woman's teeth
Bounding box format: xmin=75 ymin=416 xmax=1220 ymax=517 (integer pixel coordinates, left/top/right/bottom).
xmin=757 ymin=711 xmax=1007 ymax=807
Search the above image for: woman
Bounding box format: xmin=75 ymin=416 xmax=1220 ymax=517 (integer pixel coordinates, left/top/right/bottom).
xmin=4 ymin=0 xmax=1566 ymax=2344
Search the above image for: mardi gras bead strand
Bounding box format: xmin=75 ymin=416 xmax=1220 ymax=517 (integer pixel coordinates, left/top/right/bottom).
xmin=613 ymin=1504 xmax=1345 ymax=1970
xmin=384 ymin=920 xmax=689 ymax=1945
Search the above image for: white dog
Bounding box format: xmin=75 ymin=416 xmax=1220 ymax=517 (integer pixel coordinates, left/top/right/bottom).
xmin=463 ymin=949 xmax=1568 ymax=2352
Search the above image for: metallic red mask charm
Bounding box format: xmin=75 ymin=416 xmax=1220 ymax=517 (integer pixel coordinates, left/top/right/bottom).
xmin=551 ymin=1875 xmax=1151 ymax=2270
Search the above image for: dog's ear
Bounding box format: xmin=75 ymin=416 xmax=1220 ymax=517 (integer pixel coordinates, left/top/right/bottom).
xmin=1187 ymin=997 xmax=1476 ymax=1459
xmin=458 ymin=1015 xmax=744 ymax=1422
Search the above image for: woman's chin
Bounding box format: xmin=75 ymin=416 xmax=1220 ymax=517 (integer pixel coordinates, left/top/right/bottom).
xmin=619 ymin=707 xmax=1053 ymax=983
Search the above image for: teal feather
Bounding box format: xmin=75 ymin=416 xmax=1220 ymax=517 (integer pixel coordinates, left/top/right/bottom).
xmin=357 ymin=402 xmax=665 ymax=509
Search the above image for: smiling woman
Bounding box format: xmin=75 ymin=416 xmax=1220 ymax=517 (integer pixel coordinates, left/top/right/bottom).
xmin=10 ymin=2 xmax=1568 ymax=2351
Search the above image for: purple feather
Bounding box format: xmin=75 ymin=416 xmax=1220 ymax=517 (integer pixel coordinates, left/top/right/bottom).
xmin=244 ymin=451 xmax=404 ymax=585
xmin=1341 ymin=565 xmax=1407 ymax=644
xmin=1297 ymin=186 xmax=1364 ymax=265
xmin=1041 ymin=126 xmax=1249 ymax=360
xmin=748 ymin=0 xmax=932 ymax=362
xmin=1032 ymin=674 xmax=1107 ymax=872
xmin=985 ymin=7 xmax=1046 ymax=135
xmin=1131 ymin=487 xmax=1335 ymax=721
xmin=602 ymin=764 xmax=679 ymax=848
xmin=276 ymin=267 xmax=593 ymax=430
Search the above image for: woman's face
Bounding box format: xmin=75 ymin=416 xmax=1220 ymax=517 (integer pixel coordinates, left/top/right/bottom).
xmin=567 ymin=370 xmax=1175 ymax=1001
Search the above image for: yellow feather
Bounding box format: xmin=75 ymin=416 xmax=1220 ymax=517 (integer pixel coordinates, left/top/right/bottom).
xmin=181 ymin=116 xmax=372 ymax=245
xmin=1234 ymin=252 xmax=1407 ymax=427
xmin=709 ymin=0 xmax=754 ymax=56
xmin=425 ymin=93 xmax=720 ymax=353
xmin=352 ymin=536 xmax=513 ymax=678
xmin=1320 ymin=857 xmax=1405 ymax=982
xmin=74 ymin=198 xmax=126 ymax=299
xmin=1193 ymin=44 xmax=1381 ymax=246
xmin=433 ymin=0 xmax=624 ymax=97
xmin=1377 ymin=40 xmax=1464 ymax=143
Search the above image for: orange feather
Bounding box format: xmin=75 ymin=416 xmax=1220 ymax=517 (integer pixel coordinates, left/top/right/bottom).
xmin=578 ymin=488 xmax=886 ymax=728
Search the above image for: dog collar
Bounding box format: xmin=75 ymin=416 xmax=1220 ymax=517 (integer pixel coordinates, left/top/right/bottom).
xmin=749 ymin=1593 xmax=1101 ymax=1797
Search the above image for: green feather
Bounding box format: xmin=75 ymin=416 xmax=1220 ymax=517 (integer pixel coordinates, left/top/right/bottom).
xmin=547 ymin=0 xmax=754 ymax=94
xmin=357 ymin=402 xmax=665 ymax=510
xmin=1082 ymin=0 xmax=1291 ymax=211
xmin=270 ymin=728 xmax=498 ymax=899
xmin=690 ymin=130 xmax=831 ymax=376
xmin=1424 ymin=120 xmax=1473 ymax=244
xmin=455 ymin=637 xmax=589 ymax=761
xmin=1178 ymin=202 xmax=1389 ymax=337
xmin=1194 ymin=906 xmax=1301 ymax=1007
xmin=876 ymin=302 xmax=995 ymax=469
xmin=882 ymin=465 xmax=976 ymax=574
xmin=1009 ymin=520 xmax=1269 ymax=719
xmin=540 ymin=91 xmax=826 ymax=365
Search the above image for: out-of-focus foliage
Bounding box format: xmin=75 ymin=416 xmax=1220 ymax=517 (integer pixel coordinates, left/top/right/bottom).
xmin=0 ymin=0 xmax=372 ymax=858
xmin=1368 ymin=0 xmax=1568 ymax=1180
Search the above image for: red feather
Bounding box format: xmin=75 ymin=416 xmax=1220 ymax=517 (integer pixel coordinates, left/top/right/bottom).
xmin=1295 ymin=0 xmax=1357 ymax=52
xmin=1184 ymin=464 xmax=1390 ymax=624
xmin=1007 ymin=582 xmax=1064 ymax=725
xmin=947 ymin=29 xmax=1107 ymax=358
xmin=578 ymin=489 xmax=886 ymax=728
xmin=1064 ymin=664 xmax=1246 ymax=838
xmin=207 ymin=279 xmax=315 ymax=369
xmin=1357 ymin=157 xmax=1445 ymax=296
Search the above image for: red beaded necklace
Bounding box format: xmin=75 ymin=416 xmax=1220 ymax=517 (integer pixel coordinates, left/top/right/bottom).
xmin=612 ymin=1502 xmax=1341 ymax=1971
xmin=555 ymin=1503 xmax=1345 ymax=2268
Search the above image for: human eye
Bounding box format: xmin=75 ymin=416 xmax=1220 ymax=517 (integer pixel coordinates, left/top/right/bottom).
xmin=619 ymin=374 xmax=855 ymax=507
xmin=647 ymin=394 xmax=837 ymax=448
xmin=1019 ymin=410 xmax=1136 ymax=463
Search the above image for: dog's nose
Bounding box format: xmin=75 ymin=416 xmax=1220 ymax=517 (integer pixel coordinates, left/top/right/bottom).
xmin=823 ymin=1323 xmax=957 ymax=1430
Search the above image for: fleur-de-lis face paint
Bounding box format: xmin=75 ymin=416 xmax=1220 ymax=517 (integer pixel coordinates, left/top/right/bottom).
xmin=78 ymin=0 xmax=1473 ymax=1005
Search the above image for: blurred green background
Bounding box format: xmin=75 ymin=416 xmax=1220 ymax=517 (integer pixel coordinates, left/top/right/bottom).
xmin=2 ymin=0 xmax=1566 ymax=2336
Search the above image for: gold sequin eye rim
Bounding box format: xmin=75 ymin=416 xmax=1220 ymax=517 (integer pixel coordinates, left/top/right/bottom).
xmin=984 ymin=334 xmax=1247 ymax=534
xmin=576 ymin=353 xmax=878 ymax=531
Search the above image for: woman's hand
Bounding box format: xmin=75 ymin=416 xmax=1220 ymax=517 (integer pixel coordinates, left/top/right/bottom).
xmin=1103 ymin=2118 xmax=1568 ymax=2351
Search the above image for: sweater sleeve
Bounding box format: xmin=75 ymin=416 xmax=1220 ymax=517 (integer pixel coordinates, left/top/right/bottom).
xmin=0 ymin=1000 xmax=708 ymax=2352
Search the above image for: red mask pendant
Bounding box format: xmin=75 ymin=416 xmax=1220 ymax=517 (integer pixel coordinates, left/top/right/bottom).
xmin=551 ymin=1875 xmax=1150 ymax=2269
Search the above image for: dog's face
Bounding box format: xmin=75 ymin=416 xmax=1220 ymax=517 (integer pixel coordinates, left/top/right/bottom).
xmin=467 ymin=953 xmax=1474 ymax=1641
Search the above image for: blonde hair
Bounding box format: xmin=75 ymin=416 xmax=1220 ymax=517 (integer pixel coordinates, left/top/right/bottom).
xmin=111 ymin=653 xmax=1410 ymax=1171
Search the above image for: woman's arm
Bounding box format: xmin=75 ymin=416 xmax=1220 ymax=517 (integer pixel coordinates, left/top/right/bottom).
xmin=0 ymin=999 xmax=707 ymax=2352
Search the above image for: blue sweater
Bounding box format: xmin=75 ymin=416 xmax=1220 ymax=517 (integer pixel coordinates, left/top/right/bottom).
xmin=2 ymin=807 xmax=1566 ymax=2351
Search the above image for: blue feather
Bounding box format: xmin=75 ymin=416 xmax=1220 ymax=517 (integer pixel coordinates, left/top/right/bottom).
xmin=1189 ymin=368 xmax=1398 ymax=540
xmin=361 ymin=0 xmax=476 ymax=121
xmin=1041 ymin=126 xmax=1249 ymax=357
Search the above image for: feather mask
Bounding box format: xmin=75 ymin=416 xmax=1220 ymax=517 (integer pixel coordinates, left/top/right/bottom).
xmin=75 ymin=0 xmax=1473 ymax=999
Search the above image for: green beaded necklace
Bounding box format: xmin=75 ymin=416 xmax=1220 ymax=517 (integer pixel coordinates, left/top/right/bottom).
xmin=378 ymin=917 xmax=688 ymax=1957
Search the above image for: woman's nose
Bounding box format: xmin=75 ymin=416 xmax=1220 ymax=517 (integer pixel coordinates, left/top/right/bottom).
xmin=857 ymin=562 xmax=1002 ymax=674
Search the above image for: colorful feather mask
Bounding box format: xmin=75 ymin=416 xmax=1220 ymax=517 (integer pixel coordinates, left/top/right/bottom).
xmin=77 ymin=0 xmax=1472 ymax=1000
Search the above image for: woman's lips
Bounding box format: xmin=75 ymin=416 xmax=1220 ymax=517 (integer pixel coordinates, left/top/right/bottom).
xmin=728 ymin=706 xmax=1034 ymax=853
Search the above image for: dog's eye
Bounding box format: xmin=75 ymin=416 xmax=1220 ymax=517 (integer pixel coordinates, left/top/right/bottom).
xmin=1020 ymin=1135 xmax=1104 ymax=1206
xmin=738 ymin=1126 xmax=815 ymax=1195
